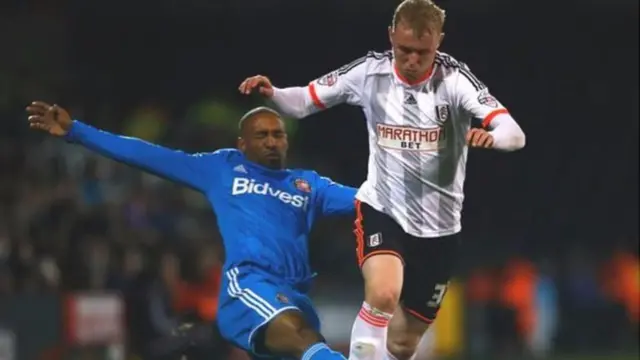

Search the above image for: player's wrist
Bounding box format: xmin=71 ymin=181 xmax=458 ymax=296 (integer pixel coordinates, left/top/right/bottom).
xmin=270 ymin=86 xmax=283 ymax=98
xmin=63 ymin=120 xmax=82 ymax=140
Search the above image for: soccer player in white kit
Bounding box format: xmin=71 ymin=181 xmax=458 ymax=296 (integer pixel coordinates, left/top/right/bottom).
xmin=239 ymin=1 xmax=526 ymax=359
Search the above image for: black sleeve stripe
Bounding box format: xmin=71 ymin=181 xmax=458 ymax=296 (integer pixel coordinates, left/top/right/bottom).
xmin=434 ymin=55 xmax=486 ymax=91
xmin=459 ymin=68 xmax=486 ymax=91
xmin=336 ymin=51 xmax=392 ymax=76
xmin=337 ymin=57 xmax=366 ymax=75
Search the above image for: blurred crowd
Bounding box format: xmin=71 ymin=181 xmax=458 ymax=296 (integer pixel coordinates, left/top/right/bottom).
xmin=0 ymin=101 xmax=234 ymax=358
xmin=462 ymin=253 xmax=638 ymax=358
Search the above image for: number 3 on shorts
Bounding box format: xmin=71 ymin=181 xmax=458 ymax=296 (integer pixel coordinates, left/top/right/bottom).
xmin=427 ymin=283 xmax=448 ymax=307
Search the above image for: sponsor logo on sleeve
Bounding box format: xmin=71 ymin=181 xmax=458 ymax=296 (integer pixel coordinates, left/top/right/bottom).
xmin=477 ymin=92 xmax=499 ymax=108
xmin=317 ymin=71 xmax=339 ymax=87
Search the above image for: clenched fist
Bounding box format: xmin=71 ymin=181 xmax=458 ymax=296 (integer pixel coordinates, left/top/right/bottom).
xmin=466 ymin=128 xmax=494 ymax=148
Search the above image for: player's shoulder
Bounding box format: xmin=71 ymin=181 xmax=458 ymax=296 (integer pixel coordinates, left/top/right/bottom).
xmin=364 ymin=50 xmax=393 ymax=65
xmin=363 ymin=50 xmax=393 ymax=75
xmin=434 ymin=51 xmax=472 ymax=77
xmin=212 ymin=148 xmax=241 ymax=157
xmin=339 ymin=50 xmax=393 ymax=77
xmin=287 ymin=169 xmax=331 ymax=187
xmin=435 ymin=51 xmax=486 ymax=89
xmin=195 ymin=148 xmax=241 ymax=163
xmin=288 ymin=168 xmax=319 ymax=181
xmin=435 ymin=52 xmax=467 ymax=69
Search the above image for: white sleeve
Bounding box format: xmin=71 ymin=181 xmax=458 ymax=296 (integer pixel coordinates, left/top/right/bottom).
xmin=485 ymin=113 xmax=526 ymax=151
xmin=450 ymin=65 xmax=525 ymax=151
xmin=271 ymin=86 xmax=314 ymax=119
xmin=270 ymin=56 xmax=367 ymax=119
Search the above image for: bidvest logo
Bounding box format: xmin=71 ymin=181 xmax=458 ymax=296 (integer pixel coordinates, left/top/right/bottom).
xmin=232 ymin=177 xmax=309 ymax=209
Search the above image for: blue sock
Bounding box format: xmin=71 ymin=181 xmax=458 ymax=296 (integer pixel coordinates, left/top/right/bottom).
xmin=301 ymin=342 xmax=346 ymax=360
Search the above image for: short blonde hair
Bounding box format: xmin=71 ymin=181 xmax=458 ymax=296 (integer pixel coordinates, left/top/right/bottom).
xmin=392 ymin=0 xmax=446 ymax=35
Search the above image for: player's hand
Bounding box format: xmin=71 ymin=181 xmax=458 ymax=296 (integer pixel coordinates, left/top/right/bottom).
xmin=238 ymin=75 xmax=274 ymax=97
xmin=466 ymin=128 xmax=494 ymax=148
xmin=26 ymin=101 xmax=73 ymax=137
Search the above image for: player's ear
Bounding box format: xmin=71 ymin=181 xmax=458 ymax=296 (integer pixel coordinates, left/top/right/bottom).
xmin=438 ymin=32 xmax=445 ymax=48
xmin=237 ymin=137 xmax=246 ymax=152
xmin=388 ymin=25 xmax=394 ymax=44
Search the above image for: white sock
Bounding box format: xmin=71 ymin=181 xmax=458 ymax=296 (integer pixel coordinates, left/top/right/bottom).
xmin=348 ymin=302 xmax=393 ymax=360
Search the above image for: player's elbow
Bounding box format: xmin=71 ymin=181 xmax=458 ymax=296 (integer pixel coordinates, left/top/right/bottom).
xmin=494 ymin=122 xmax=526 ymax=152
xmin=501 ymin=116 xmax=526 ymax=151
xmin=499 ymin=131 xmax=525 ymax=152
xmin=289 ymin=107 xmax=314 ymax=120
xmin=512 ymin=129 xmax=526 ymax=150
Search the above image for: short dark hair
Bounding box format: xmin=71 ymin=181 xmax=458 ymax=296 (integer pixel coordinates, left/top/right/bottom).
xmin=238 ymin=106 xmax=282 ymax=133
xmin=392 ymin=0 xmax=446 ymax=35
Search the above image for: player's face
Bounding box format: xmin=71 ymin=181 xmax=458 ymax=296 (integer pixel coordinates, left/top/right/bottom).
xmin=238 ymin=114 xmax=288 ymax=169
xmin=389 ymin=22 xmax=444 ymax=83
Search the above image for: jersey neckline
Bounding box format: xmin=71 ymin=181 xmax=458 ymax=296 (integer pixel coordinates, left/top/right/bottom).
xmin=392 ymin=60 xmax=435 ymax=87
xmin=238 ymin=151 xmax=292 ymax=176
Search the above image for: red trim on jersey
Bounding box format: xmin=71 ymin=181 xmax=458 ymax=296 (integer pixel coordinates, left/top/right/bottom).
xmin=354 ymin=200 xmax=365 ymax=264
xmin=482 ymin=109 xmax=509 ymax=128
xmin=393 ymin=63 xmax=434 ymax=86
xmin=308 ymin=83 xmax=326 ymax=109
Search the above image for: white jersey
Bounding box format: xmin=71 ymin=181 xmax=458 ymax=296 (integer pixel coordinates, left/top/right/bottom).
xmin=307 ymin=51 xmax=510 ymax=238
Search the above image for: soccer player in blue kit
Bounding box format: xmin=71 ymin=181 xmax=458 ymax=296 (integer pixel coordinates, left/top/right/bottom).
xmin=26 ymin=101 xmax=355 ymax=360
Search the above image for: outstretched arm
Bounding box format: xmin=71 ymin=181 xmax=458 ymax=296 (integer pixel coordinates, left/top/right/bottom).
xmin=239 ymin=54 xmax=369 ymax=119
xmin=66 ymin=121 xmax=217 ymax=191
xmin=315 ymin=175 xmax=358 ymax=216
xmin=26 ymin=102 xmax=218 ymax=192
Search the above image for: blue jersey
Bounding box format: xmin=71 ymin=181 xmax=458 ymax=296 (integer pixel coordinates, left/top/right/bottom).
xmin=65 ymin=121 xmax=357 ymax=286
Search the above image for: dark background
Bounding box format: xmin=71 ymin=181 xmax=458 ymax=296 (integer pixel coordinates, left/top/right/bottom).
xmin=0 ymin=0 xmax=637 ymax=358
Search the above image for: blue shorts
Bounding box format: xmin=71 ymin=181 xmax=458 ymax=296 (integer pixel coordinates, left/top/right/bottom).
xmin=217 ymin=266 xmax=321 ymax=358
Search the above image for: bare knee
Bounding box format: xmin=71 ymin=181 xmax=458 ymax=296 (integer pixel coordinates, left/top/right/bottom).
xmin=262 ymin=310 xmax=322 ymax=358
xmin=366 ymin=284 xmax=402 ymax=312
xmin=362 ymin=254 xmax=404 ymax=313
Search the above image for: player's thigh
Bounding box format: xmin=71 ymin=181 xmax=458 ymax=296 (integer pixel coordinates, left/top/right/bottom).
xmin=400 ymin=232 xmax=461 ymax=323
xmin=354 ymin=201 xmax=406 ymax=303
xmin=254 ymin=292 xmax=324 ymax=358
xmin=261 ymin=309 xmax=325 ymax=358
xmin=361 ymin=254 xmax=404 ymax=311
xmin=217 ymin=266 xmax=301 ymax=357
xmin=290 ymin=292 xmax=322 ymax=332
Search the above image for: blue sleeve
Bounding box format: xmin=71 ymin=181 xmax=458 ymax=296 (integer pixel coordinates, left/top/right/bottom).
xmin=65 ymin=120 xmax=220 ymax=192
xmin=315 ymin=175 xmax=357 ymax=216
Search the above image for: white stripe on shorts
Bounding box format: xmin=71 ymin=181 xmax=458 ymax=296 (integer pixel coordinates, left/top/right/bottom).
xmin=225 ymin=267 xmax=277 ymax=319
